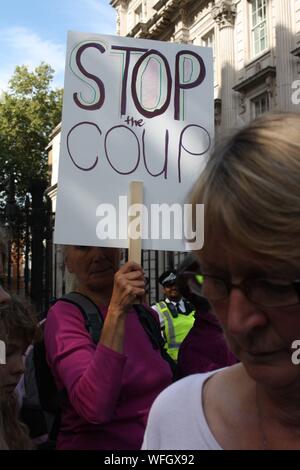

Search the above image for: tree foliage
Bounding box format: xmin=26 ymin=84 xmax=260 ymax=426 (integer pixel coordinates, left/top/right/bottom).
xmin=0 ymin=63 xmax=63 ymax=203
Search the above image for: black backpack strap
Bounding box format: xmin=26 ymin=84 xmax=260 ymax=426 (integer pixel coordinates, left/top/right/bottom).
xmin=133 ymin=304 xmax=177 ymax=378
xmin=34 ymin=293 xmax=103 ymax=447
xmin=58 ymin=292 xmax=103 ymax=344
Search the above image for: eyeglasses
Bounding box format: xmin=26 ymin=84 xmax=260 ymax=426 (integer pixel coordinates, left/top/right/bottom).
xmin=201 ymin=275 xmax=300 ymax=308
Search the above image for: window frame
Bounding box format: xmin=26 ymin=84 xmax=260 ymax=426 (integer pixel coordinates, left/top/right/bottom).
xmin=250 ymin=0 xmax=268 ymax=58
xmin=251 ymin=91 xmax=270 ymax=119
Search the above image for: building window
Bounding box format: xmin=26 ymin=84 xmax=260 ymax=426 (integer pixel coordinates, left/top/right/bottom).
xmin=251 ymin=92 xmax=269 ymax=118
xmin=251 ymin=0 xmax=268 ymax=57
xmin=202 ymin=30 xmax=216 ymax=83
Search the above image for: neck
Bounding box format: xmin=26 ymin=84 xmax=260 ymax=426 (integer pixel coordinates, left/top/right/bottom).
xmin=257 ymin=380 xmax=300 ymax=428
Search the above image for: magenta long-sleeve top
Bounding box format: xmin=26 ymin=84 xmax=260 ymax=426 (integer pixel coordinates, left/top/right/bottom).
xmin=44 ymin=301 xmax=173 ymax=450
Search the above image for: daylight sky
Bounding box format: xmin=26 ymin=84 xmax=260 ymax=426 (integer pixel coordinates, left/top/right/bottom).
xmin=0 ymin=0 xmax=116 ymax=92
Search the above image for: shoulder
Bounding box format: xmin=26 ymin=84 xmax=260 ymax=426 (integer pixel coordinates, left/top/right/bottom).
xmin=143 ymin=371 xmax=223 ymax=450
xmin=44 ymin=299 xmax=96 ymax=366
xmin=150 ymin=371 xmax=219 ymax=413
xmin=45 ymin=299 xmax=87 ymax=337
xmin=202 ymin=364 xmax=251 ymax=430
xmin=150 ymin=303 xmax=166 ymax=325
xmin=203 ymin=363 xmax=246 ymax=400
xmin=149 ymin=373 xmax=216 ymax=422
xmin=151 ymin=303 xmax=159 ymax=312
xmin=47 ymin=298 xmax=84 ymax=320
xmin=147 ymin=305 xmax=162 ymax=324
xmin=155 ymin=373 xmax=205 ymax=402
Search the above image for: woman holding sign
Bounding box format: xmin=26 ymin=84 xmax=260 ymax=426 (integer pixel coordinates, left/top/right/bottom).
xmin=142 ymin=113 xmax=300 ymax=450
xmin=44 ymin=246 xmax=173 ymax=450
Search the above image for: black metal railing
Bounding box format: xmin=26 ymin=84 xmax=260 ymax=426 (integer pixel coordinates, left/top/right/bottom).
xmin=1 ymin=179 xmax=188 ymax=313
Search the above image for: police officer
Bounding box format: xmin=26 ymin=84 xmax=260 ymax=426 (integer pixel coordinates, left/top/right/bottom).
xmin=152 ymin=270 xmax=195 ymax=361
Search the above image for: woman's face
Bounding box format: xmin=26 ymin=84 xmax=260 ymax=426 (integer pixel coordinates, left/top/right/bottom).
xmin=0 ymin=337 xmax=26 ymax=400
xmin=199 ymin=243 xmax=300 ymax=390
xmin=65 ymin=246 xmax=121 ymax=294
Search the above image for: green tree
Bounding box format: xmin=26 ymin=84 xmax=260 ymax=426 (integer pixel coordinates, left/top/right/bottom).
xmin=0 ymin=63 xmax=63 ymax=204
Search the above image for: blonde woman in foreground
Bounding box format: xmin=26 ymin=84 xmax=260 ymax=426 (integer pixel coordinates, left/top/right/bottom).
xmin=142 ymin=113 xmax=300 ymax=450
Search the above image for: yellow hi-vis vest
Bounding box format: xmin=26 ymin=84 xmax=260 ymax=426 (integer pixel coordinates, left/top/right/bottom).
xmin=156 ymin=301 xmax=195 ymax=361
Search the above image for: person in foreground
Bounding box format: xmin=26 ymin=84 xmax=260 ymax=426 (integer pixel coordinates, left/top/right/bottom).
xmin=45 ymin=246 xmax=173 ymax=450
xmin=142 ymin=113 xmax=300 ymax=450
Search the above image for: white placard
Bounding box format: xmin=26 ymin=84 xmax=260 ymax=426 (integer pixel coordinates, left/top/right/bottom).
xmin=54 ymin=31 xmax=214 ymax=251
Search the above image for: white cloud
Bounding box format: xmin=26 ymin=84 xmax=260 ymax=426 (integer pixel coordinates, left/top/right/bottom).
xmin=0 ymin=1 xmax=117 ymax=92
xmin=0 ymin=27 xmax=66 ymax=91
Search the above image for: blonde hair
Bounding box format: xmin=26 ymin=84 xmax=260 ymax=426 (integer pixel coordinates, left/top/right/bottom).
xmin=191 ymin=113 xmax=300 ymax=266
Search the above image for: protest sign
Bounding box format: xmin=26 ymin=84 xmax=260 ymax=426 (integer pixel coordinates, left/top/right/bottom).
xmin=54 ymin=31 xmax=213 ymax=251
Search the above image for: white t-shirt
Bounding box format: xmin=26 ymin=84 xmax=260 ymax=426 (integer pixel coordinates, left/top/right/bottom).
xmin=142 ymin=370 xmax=223 ymax=450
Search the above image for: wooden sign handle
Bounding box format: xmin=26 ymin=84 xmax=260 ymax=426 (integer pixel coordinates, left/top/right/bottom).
xmin=128 ymin=181 xmax=143 ymax=265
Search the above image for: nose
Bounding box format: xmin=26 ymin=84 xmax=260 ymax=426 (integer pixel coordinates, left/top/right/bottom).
xmin=226 ymin=287 xmax=268 ymax=337
xmin=0 ymin=286 xmax=11 ymax=304
xmin=92 ymin=247 xmax=118 ymax=269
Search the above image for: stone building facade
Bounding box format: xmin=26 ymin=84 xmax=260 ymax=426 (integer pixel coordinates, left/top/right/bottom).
xmin=110 ymin=0 xmax=300 ymax=132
